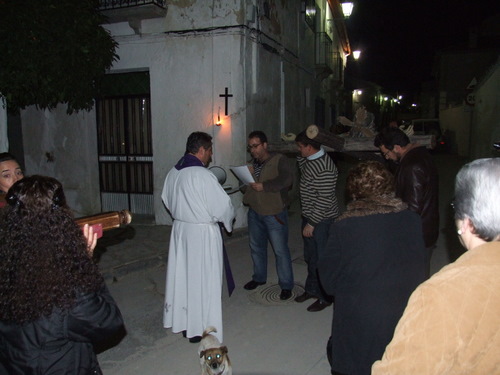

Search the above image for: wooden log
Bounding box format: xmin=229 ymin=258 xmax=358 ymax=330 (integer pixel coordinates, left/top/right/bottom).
xmin=268 ymin=134 xmax=435 ymax=154
xmin=306 ymin=124 xmax=434 ymax=151
xmin=306 ymin=124 xmax=345 ymax=151
xmin=342 ymin=134 xmax=435 ymax=151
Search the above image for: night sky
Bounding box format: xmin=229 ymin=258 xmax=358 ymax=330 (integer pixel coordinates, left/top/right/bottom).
xmin=343 ymin=0 xmax=497 ymax=97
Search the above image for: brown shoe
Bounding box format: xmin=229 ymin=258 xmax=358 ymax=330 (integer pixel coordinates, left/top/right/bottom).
xmin=294 ymin=291 xmax=315 ymax=303
xmin=307 ymin=299 xmax=332 ymax=312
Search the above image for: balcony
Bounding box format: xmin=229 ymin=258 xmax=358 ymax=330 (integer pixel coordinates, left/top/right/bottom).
xmin=315 ymin=32 xmax=334 ymax=76
xmin=99 ymin=0 xmax=167 ymax=24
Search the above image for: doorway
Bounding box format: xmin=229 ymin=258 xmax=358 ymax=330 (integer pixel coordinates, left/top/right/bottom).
xmin=96 ymin=72 xmax=153 ymax=215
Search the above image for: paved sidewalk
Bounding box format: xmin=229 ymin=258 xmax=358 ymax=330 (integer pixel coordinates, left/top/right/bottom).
xmin=95 ymin=201 xmax=336 ymax=375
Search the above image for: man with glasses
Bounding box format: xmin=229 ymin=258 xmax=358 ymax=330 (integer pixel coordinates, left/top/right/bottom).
xmin=242 ymin=130 xmax=295 ymax=300
xmin=374 ymin=127 xmax=439 ymax=277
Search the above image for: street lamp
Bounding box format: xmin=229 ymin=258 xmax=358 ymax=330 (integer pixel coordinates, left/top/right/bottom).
xmin=341 ymin=2 xmax=354 ymax=18
xmin=352 ymin=50 xmax=361 ymax=60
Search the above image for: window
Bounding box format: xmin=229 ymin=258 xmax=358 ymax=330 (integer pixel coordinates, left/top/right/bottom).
xmin=304 ymin=0 xmax=318 ymax=31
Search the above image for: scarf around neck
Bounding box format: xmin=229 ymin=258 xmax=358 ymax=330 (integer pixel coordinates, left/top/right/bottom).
xmin=175 ymin=154 xmax=204 ymax=170
xmin=337 ymin=194 xmax=408 ymax=222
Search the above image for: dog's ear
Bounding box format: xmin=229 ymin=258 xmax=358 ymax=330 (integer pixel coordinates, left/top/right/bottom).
xmin=220 ymin=346 xmax=228 ymax=354
xmin=200 ymin=350 xmax=206 ymax=359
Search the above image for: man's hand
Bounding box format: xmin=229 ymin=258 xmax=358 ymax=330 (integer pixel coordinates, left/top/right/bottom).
xmin=303 ymin=223 xmax=315 ymax=238
xmin=249 ymin=182 xmax=264 ymax=192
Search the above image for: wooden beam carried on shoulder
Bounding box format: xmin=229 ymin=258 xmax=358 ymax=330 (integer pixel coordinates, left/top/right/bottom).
xmin=268 ymin=125 xmax=435 ymax=153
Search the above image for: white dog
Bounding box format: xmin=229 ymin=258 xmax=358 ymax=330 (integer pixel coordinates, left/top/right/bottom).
xmin=198 ymin=327 xmax=232 ymax=375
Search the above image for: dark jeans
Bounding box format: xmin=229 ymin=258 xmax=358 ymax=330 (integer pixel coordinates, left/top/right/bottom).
xmin=248 ymin=208 xmax=294 ymax=290
xmin=301 ymin=217 xmax=333 ymax=302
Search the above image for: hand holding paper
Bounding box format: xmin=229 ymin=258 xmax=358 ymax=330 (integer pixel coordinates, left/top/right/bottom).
xmin=230 ymin=165 xmax=255 ymax=185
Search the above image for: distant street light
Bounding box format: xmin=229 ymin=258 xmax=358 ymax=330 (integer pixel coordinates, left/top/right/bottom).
xmin=352 ymin=50 xmax=361 ymax=60
xmin=341 ymin=2 xmax=354 ymax=18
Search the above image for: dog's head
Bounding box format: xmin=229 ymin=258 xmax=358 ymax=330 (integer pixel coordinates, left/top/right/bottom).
xmin=200 ymin=346 xmax=229 ymax=375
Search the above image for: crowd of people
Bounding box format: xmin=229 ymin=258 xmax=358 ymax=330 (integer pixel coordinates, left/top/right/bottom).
xmin=160 ymin=129 xmax=499 ymax=375
xmin=1 ymin=128 xmax=499 ymax=374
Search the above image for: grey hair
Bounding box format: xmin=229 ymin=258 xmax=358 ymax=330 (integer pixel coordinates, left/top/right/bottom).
xmin=454 ymin=158 xmax=500 ymax=241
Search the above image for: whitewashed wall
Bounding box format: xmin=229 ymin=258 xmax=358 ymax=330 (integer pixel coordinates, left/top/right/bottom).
xmin=19 ymin=0 xmax=321 ymax=227
xmin=0 ymin=97 xmax=7 ymax=152
xmin=21 ymin=106 xmax=101 ymax=216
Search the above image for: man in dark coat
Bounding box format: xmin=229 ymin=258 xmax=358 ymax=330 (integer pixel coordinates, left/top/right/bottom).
xmin=374 ymin=128 xmax=439 ymax=277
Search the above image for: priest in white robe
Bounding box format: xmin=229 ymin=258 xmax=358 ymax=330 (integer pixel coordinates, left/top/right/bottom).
xmin=161 ymin=132 xmax=235 ymax=343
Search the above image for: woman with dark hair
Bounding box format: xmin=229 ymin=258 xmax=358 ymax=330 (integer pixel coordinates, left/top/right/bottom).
xmin=0 ymin=153 xmax=24 ymax=207
xmin=0 ymin=175 xmax=124 ymax=375
xmin=318 ymin=161 xmax=426 ymax=375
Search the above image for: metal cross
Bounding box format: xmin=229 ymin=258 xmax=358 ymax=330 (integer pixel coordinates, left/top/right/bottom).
xmin=219 ymin=87 xmax=233 ymax=116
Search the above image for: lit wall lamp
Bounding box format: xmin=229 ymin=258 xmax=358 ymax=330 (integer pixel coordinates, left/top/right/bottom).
xmin=357 ymin=90 xmax=363 ymax=95
xmin=306 ymin=6 xmax=316 ymax=17
xmin=352 ymin=50 xmax=361 ymax=60
xmin=341 ymin=2 xmax=354 ymax=18
xmin=215 ymin=107 xmax=222 ymax=126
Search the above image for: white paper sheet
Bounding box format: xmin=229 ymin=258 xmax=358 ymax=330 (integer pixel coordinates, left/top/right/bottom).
xmin=230 ymin=165 xmax=255 ymax=185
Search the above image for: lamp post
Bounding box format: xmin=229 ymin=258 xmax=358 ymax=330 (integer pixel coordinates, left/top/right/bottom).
xmin=341 ymin=2 xmax=354 ymax=18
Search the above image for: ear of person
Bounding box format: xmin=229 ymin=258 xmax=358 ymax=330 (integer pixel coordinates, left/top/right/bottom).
xmin=457 ymin=217 xmax=483 ymax=251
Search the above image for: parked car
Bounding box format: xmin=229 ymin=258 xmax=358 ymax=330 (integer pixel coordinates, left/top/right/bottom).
xmin=408 ymin=119 xmax=450 ymax=153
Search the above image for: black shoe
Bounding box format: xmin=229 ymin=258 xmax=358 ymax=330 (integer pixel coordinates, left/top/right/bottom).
xmin=244 ymin=280 xmax=266 ymax=290
xmin=280 ymin=289 xmax=292 ymax=300
xmin=188 ymin=335 xmax=202 ymax=343
xmin=294 ymin=291 xmax=315 ymax=303
xmin=307 ymin=299 xmax=332 ymax=312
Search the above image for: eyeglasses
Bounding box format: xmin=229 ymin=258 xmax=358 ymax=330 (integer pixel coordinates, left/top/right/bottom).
xmin=247 ymin=143 xmax=261 ymax=151
xmin=382 ymin=150 xmax=392 ymax=158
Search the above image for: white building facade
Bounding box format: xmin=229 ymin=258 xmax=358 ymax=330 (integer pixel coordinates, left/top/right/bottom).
xmin=18 ymin=0 xmax=351 ymax=226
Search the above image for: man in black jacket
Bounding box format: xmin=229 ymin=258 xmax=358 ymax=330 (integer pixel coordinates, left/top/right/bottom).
xmin=374 ymin=128 xmax=439 ymax=277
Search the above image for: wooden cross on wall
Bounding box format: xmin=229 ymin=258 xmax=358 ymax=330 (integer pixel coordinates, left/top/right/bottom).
xmin=219 ymin=87 xmax=233 ymax=116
